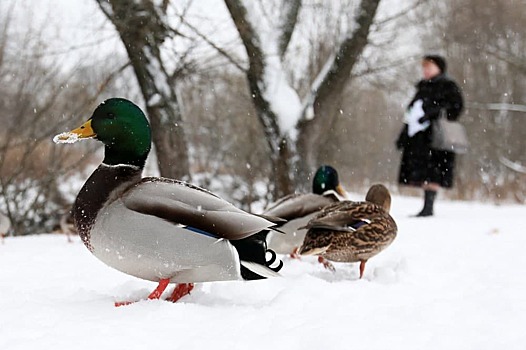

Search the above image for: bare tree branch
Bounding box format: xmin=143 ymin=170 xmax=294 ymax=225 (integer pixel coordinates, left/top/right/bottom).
xmin=468 ymin=102 xmax=526 ymax=114
xmin=314 ymin=0 xmax=381 ymax=112
xmin=0 ymin=1 xmax=15 ymax=69
xmin=500 ymin=156 xmax=526 ymax=174
xmin=224 ymin=0 xmax=293 ymax=197
xmin=224 ymin=0 xmax=266 ymax=80
xmin=278 ymin=0 xmax=302 ymax=59
xmin=484 ymin=45 xmax=526 ymax=75
xmin=20 ymin=36 xmax=117 ymax=59
xmin=223 ymin=0 xmax=281 ymax=148
xmin=297 ymin=0 xmax=381 ymax=171
xmin=177 ymin=14 xmax=246 ymax=72
xmin=373 ymin=0 xmax=427 ymax=26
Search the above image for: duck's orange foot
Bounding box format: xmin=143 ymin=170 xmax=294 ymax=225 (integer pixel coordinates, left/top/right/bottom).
xmin=114 ymin=279 xmax=170 ymax=307
xmin=318 ymin=256 xmax=335 ymax=272
xmin=167 ymin=283 xmax=194 ymax=303
xmin=289 ymin=246 xmax=302 ymax=260
xmin=359 ymin=260 xmax=367 ymax=279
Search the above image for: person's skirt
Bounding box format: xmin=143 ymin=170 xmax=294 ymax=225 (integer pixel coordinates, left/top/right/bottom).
xmin=398 ymin=129 xmax=456 ymax=188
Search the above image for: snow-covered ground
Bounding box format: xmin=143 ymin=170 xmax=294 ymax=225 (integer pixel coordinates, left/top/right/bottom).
xmin=1 ymin=195 xmax=525 ymax=350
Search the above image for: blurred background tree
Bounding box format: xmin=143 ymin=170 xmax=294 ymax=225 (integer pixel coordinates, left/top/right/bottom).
xmin=0 ymin=1 xmax=134 ymax=234
xmin=0 ymin=0 xmax=524 ymax=235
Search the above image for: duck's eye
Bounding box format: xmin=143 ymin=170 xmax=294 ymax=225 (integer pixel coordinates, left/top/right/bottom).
xmin=107 ymin=112 xmax=115 ymax=119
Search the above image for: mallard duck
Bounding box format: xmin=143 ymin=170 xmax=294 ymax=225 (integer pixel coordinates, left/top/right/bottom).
xmin=299 ymin=184 xmax=397 ymax=278
xmin=0 ymin=211 xmax=11 ymax=244
xmin=263 ymin=165 xmax=348 ymax=256
xmin=53 ymin=98 xmax=282 ymax=305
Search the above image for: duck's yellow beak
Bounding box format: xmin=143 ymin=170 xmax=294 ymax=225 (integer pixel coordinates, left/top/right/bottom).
xmin=53 ymin=119 xmax=96 ymax=144
xmin=336 ymin=184 xmax=348 ymax=199
xmin=69 ymin=119 xmax=96 ymax=138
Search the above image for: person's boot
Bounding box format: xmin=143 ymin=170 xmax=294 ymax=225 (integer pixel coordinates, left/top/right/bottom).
xmin=415 ymin=190 xmax=436 ymax=217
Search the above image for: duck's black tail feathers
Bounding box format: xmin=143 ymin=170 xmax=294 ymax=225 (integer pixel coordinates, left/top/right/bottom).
xmin=230 ymin=231 xmax=284 ymax=280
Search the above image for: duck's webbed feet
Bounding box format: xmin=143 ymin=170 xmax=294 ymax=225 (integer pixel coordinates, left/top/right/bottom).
xmin=148 ymin=279 xmax=170 ymax=299
xmin=318 ymin=256 xmax=335 ymax=272
xmin=115 ymin=279 xmax=171 ymax=307
xmin=166 ymin=283 xmax=194 ymax=303
xmin=289 ymin=246 xmax=301 ymax=260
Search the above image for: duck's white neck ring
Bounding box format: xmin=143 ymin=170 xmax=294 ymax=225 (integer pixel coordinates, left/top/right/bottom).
xmin=101 ymin=163 xmax=141 ymax=171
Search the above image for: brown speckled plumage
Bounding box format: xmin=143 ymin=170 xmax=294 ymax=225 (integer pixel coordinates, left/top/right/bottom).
xmin=299 ymin=184 xmax=397 ymax=277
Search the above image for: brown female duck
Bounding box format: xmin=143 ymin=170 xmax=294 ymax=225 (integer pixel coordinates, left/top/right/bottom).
xmin=299 ymin=184 xmax=397 ymax=278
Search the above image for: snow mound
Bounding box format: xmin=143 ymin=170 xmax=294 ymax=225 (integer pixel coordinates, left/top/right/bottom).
xmin=0 ymin=196 xmax=525 ymax=349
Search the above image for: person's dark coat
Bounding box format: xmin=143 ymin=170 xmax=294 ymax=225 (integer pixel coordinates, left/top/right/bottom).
xmin=397 ymin=74 xmax=464 ymax=188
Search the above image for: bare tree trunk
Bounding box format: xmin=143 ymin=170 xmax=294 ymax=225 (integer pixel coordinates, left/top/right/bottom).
xmin=278 ymin=1 xmax=302 ymax=60
xmin=96 ymin=0 xmax=190 ymax=180
xmin=225 ymin=0 xmax=380 ymax=195
xmin=224 ymin=0 xmax=301 ymax=198
xmin=297 ymin=0 xmax=381 ymax=173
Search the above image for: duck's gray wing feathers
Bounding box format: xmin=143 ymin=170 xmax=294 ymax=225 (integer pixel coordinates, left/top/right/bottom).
xmin=122 ymin=177 xmax=275 ymax=240
xmin=263 ymin=193 xmax=336 ymax=220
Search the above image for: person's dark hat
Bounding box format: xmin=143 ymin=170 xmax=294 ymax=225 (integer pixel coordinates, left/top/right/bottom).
xmin=423 ymin=55 xmax=447 ymax=73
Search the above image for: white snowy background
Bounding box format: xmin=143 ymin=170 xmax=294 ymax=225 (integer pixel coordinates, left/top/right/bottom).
xmin=1 ymin=194 xmax=525 ymax=350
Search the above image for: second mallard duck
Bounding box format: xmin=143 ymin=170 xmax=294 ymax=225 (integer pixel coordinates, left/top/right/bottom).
xmin=299 ymin=184 xmax=397 ymax=278
xmin=263 ymin=165 xmax=348 ymax=256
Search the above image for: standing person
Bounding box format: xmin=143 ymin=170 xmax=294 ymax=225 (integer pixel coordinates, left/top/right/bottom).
xmin=396 ymin=55 xmax=464 ymax=217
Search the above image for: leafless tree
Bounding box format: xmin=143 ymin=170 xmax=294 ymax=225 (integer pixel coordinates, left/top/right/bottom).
xmin=95 ymin=0 xmax=191 ymax=180
xmin=223 ymin=0 xmax=381 ymax=198
xmin=0 ymin=7 xmax=132 ymax=234
xmin=181 ymin=71 xmax=272 ymax=211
